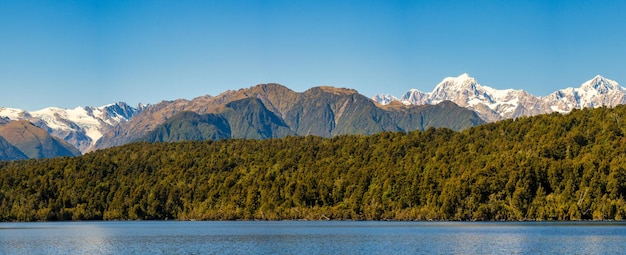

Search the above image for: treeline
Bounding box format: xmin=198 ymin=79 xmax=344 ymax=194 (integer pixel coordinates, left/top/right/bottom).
xmin=1 ymin=106 xmax=626 ymax=221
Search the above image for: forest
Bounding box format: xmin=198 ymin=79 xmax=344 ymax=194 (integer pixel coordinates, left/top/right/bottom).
xmin=1 ymin=105 xmax=626 ymax=221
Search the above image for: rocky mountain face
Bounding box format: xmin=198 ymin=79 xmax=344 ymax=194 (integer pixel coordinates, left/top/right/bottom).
xmin=4 ymin=75 xmax=624 ymax=159
xmin=374 ymin=74 xmax=625 ymax=122
xmin=0 ymin=83 xmax=486 ymax=157
xmin=0 ymin=136 xmax=28 ymax=161
xmin=0 ymin=120 xmax=81 ymax=159
xmin=544 ymin=75 xmax=626 ymax=113
xmin=99 ymin=84 xmax=484 ymax=148
xmin=140 ymin=112 xmax=232 ymax=143
xmin=0 ymin=102 xmax=143 ymax=153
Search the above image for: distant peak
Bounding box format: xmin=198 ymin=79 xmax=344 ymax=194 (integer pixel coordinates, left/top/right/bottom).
xmin=440 ymin=73 xmax=476 ymax=83
xmin=313 ymin=86 xmax=358 ymax=95
xmin=0 ymin=107 xmax=29 ymax=119
xmin=456 ymin=73 xmax=475 ymax=81
xmin=580 ymin=75 xmax=620 ymax=93
xmin=254 ymin=83 xmax=289 ymax=90
xmin=435 ymin=73 xmax=478 ymax=91
xmin=588 ymin=75 xmax=608 ymax=84
xmin=100 ymin=102 xmax=130 ymax=108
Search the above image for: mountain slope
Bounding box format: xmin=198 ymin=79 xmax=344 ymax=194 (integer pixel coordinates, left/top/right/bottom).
xmin=0 ymin=102 xmax=142 ymax=153
xmin=140 ymin=112 xmax=231 ymax=143
xmin=1 ymin=83 xmax=484 ymax=152
xmin=0 ymin=120 xmax=81 ymax=159
xmin=374 ymin=74 xmax=625 ymax=122
xmin=544 ymin=75 xmax=626 ymax=113
xmin=410 ymin=100 xmax=485 ymax=131
xmin=219 ymin=98 xmax=295 ymax=139
xmin=111 ymin=84 xmax=483 ymax=147
xmin=0 ymin=136 xmax=28 ymax=161
xmin=285 ymin=86 xmax=394 ymax=136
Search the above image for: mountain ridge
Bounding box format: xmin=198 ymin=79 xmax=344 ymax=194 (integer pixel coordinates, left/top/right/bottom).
xmin=0 ymin=102 xmax=143 ymax=153
xmin=373 ymin=74 xmax=625 ymax=122
xmin=99 ymin=84 xmax=483 ymax=148
xmin=0 ymin=136 xmax=28 ymax=161
xmin=3 ymin=74 xmax=623 ymax=159
xmin=0 ymin=120 xmax=81 ymax=159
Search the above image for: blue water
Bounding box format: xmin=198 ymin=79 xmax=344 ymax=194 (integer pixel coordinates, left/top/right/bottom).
xmin=1 ymin=221 xmax=625 ymax=254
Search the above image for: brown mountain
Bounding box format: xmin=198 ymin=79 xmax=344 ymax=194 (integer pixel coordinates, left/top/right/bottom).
xmin=95 ymin=84 xmax=484 ymax=149
xmin=0 ymin=135 xmax=27 ymax=161
xmin=0 ymin=120 xmax=81 ymax=159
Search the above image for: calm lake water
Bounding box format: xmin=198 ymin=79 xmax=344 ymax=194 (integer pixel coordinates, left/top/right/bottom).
xmin=1 ymin=221 xmax=625 ymax=254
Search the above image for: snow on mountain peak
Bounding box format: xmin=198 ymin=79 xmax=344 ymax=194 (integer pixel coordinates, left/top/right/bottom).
xmin=430 ymin=73 xmax=481 ymax=105
xmin=371 ymin=94 xmax=399 ymax=105
xmin=0 ymin=107 xmax=31 ymax=119
xmin=0 ymin=102 xmax=142 ymax=153
xmin=580 ymin=75 xmax=620 ymax=94
xmin=437 ymin=73 xmax=476 ymax=89
xmin=372 ymin=74 xmax=626 ymax=122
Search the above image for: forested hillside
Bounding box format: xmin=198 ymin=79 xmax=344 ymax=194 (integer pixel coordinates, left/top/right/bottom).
xmin=1 ymin=105 xmax=626 ymax=221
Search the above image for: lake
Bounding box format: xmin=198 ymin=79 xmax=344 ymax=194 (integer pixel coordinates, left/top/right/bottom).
xmin=1 ymin=221 xmax=625 ymax=254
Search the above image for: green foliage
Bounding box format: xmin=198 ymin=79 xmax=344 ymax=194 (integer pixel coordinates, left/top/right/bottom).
xmin=140 ymin=112 xmax=231 ymax=142
xmin=220 ymin=98 xmax=295 ymax=139
xmin=2 ymin=106 xmax=626 ymax=221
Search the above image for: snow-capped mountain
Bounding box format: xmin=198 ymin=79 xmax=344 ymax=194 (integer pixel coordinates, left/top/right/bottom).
xmin=544 ymin=75 xmax=626 ymax=113
xmin=374 ymin=74 xmax=625 ymax=122
xmin=371 ymin=94 xmax=399 ymax=105
xmin=0 ymin=102 xmax=143 ymax=153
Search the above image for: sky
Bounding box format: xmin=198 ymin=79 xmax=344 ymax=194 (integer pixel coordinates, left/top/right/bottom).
xmin=1 ymin=0 xmax=625 ymax=111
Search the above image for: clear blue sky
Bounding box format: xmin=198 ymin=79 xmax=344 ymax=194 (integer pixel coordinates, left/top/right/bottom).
xmin=1 ymin=0 xmax=625 ymax=111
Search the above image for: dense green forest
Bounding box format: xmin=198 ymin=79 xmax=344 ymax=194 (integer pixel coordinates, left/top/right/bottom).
xmin=1 ymin=105 xmax=626 ymax=221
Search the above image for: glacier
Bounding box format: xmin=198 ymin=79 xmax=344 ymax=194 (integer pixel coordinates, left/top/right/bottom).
xmin=0 ymin=102 xmax=143 ymax=153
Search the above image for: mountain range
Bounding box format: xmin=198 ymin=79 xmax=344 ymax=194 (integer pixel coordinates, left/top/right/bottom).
xmin=2 ymin=74 xmax=624 ymax=161
xmin=0 ymin=84 xmax=483 ymax=160
xmin=373 ymin=74 xmax=625 ymax=122
xmin=0 ymin=102 xmax=142 ymax=153
xmin=0 ymin=120 xmax=80 ymax=160
xmin=98 ymin=84 xmax=482 ymax=149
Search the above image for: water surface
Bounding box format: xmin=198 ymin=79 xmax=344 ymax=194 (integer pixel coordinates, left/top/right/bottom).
xmin=1 ymin=221 xmax=625 ymax=254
